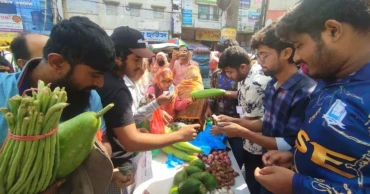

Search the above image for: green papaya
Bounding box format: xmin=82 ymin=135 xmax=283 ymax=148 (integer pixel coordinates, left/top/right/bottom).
xmin=195 ymin=184 xmax=207 ymax=194
xmin=178 ymin=178 xmax=202 ymax=194
xmin=169 ymin=186 xmax=179 ymax=194
xmin=203 ymin=173 xmax=218 ymax=191
xmin=189 ymin=172 xmax=207 ymax=181
xmin=173 ymin=170 xmax=187 ymax=186
xmin=184 ymin=166 xmax=203 ymax=176
xmin=190 ymin=159 xmax=206 ymax=171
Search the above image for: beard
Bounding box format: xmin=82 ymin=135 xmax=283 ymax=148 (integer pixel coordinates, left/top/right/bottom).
xmin=52 ymin=70 xmax=94 ymax=121
xmin=308 ymin=40 xmax=340 ymax=80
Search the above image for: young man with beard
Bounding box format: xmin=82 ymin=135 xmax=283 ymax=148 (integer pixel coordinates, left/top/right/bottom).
xmin=212 ymin=23 xmax=316 ymax=194
xmin=96 ymin=26 xmax=199 ymax=193
xmin=212 ymin=46 xmax=271 ymax=194
xmin=10 ymin=33 xmax=49 ymax=70
xmin=253 ymin=0 xmax=370 ymax=193
xmin=205 ymin=39 xmax=242 ymax=168
xmin=0 ymin=17 xmax=116 ymax=193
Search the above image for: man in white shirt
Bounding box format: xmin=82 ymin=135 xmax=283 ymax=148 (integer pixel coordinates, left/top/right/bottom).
xmin=212 ymin=46 xmax=271 ymax=194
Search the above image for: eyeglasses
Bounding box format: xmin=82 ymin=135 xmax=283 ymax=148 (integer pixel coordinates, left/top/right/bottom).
xmin=161 ymin=80 xmax=173 ymax=84
xmin=256 ymin=53 xmax=271 ymax=62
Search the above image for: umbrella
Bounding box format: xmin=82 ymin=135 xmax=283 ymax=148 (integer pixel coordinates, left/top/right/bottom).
xmin=166 ymin=38 xmax=188 ymax=47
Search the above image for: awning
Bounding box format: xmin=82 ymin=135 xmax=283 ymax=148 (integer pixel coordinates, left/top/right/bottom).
xmin=183 ymin=40 xmax=207 ymax=50
xmin=149 ymin=43 xmax=179 ymax=53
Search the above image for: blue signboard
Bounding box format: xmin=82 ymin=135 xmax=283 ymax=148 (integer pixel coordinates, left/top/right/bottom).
xmin=141 ymin=31 xmax=169 ymax=42
xmin=182 ymin=9 xmax=192 ymax=25
xmin=0 ymin=0 xmax=54 ymax=34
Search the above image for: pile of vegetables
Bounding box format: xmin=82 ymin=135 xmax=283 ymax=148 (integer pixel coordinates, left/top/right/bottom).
xmin=0 ymin=80 xmax=113 ymax=194
xmin=197 ymin=150 xmax=239 ymax=187
xmin=197 ymin=150 xmax=232 ymax=165
xmin=170 ymin=159 xmax=220 ymax=194
xmin=162 ymin=125 xmax=203 ymax=162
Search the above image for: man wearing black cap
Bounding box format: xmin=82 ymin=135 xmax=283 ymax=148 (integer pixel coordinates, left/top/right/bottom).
xmin=96 ymin=26 xmax=200 ymax=193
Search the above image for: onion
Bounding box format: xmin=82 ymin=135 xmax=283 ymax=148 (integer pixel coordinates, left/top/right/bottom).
xmin=212 ymin=151 xmax=218 ymax=155
xmin=208 ymin=154 xmax=214 ymax=159
xmin=218 ymin=150 xmax=223 ymax=154
xmin=214 ymin=155 xmax=219 ymax=160
xmin=225 ymin=159 xmax=231 ymax=165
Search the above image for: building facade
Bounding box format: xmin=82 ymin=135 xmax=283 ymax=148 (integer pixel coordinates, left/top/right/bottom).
xmin=63 ymin=0 xmax=172 ymax=43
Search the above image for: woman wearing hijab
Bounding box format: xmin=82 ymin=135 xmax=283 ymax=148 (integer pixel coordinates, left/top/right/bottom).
xmin=147 ymin=68 xmax=190 ymax=118
xmin=176 ymin=66 xmax=204 ymax=105
xmin=149 ymin=52 xmax=169 ymax=83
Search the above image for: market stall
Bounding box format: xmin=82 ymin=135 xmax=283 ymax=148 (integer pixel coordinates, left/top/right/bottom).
xmin=134 ymin=144 xmax=249 ymax=194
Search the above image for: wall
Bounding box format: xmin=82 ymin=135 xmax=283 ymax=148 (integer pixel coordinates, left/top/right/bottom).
xmin=64 ymin=0 xmax=172 ymax=39
xmin=265 ymin=0 xmax=298 ymax=25
xmin=181 ymin=0 xmax=222 ymax=30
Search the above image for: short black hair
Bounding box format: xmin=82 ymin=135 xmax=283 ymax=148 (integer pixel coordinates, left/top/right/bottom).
xmin=115 ymin=45 xmax=133 ymax=62
xmin=219 ymin=46 xmax=250 ymax=69
xmin=43 ymin=16 xmax=116 ymax=72
xmin=251 ymin=23 xmax=296 ymax=63
xmin=216 ymin=39 xmax=239 ymax=53
xmin=276 ymin=0 xmax=370 ymax=41
xmin=10 ymin=33 xmax=30 ymax=61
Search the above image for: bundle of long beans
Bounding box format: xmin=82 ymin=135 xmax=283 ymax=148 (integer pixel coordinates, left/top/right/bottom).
xmin=0 ymin=80 xmax=68 ymax=194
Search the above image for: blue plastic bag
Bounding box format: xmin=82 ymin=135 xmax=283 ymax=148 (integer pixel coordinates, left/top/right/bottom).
xmin=190 ymin=124 xmax=227 ymax=155
xmin=166 ymin=154 xmax=185 ymax=168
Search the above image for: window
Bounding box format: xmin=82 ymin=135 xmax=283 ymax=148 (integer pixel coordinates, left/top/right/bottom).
xmin=198 ymin=5 xmax=219 ymax=21
xmin=106 ymin=4 xmax=118 ymax=16
xmin=153 ymin=8 xmax=164 ymax=19
xmin=212 ymin=6 xmax=219 ymax=21
xmin=130 ymin=5 xmax=141 ymax=17
xmin=198 ymin=5 xmax=210 ymax=20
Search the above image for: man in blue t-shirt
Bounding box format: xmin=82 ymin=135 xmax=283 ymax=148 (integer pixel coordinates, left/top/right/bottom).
xmin=254 ymin=0 xmax=370 ymax=193
xmin=0 ymin=17 xmax=116 ymax=193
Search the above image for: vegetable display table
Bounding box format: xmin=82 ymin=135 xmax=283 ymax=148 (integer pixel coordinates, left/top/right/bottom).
xmin=133 ymin=143 xmax=250 ymax=194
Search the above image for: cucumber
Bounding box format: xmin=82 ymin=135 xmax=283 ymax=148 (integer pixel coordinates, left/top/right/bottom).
xmin=56 ymin=104 xmax=114 ymax=179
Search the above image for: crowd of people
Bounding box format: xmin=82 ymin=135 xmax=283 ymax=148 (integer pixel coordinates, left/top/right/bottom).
xmin=0 ymin=0 xmax=369 ymax=193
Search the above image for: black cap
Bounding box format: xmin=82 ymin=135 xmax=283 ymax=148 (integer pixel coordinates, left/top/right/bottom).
xmin=110 ymin=26 xmax=155 ymax=58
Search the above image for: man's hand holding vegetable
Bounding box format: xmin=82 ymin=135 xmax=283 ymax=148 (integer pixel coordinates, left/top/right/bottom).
xmin=112 ymin=169 xmax=134 ymax=189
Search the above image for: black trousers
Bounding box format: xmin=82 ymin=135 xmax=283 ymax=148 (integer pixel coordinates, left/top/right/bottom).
xmin=228 ymin=137 xmax=244 ymax=169
xmin=243 ymin=150 xmax=264 ymax=194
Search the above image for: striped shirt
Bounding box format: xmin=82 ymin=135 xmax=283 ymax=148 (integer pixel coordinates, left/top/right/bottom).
xmin=262 ymin=72 xmax=316 ymax=153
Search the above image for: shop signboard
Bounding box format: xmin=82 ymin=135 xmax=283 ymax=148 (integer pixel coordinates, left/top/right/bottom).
xmin=0 ymin=0 xmax=54 ymax=34
xmin=195 ymin=29 xmax=220 ymax=41
xmin=220 ymin=28 xmax=236 ymax=42
xmin=141 ymin=31 xmax=169 ymax=42
xmin=0 ymin=14 xmax=23 ymax=32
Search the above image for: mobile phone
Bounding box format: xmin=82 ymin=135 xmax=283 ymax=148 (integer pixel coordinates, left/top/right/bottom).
xmin=169 ymin=85 xmax=174 ymax=94
xmin=212 ymin=115 xmax=224 ymax=127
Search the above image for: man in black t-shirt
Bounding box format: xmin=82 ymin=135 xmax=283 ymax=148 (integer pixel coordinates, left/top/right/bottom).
xmin=96 ymin=26 xmax=200 ymax=191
